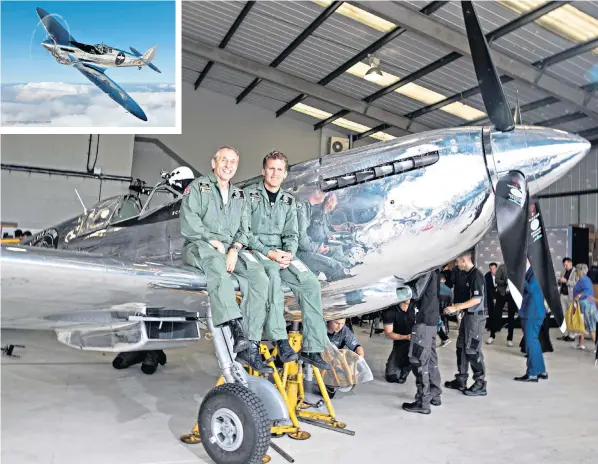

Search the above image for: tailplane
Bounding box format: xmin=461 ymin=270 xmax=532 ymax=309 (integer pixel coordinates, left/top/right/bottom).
xmin=129 ymin=45 xmax=161 ymax=73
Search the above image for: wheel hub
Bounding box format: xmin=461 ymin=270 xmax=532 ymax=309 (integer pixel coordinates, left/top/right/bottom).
xmin=210 ymin=408 xmax=244 ymax=452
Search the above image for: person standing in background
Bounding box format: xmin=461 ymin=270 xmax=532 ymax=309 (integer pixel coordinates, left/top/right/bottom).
xmin=487 ymin=263 xmax=517 ymax=346
xmin=514 ymin=263 xmax=548 ymax=382
xmin=557 ymin=257 xmax=578 ymax=342
xmin=485 ymin=263 xmax=497 ymax=330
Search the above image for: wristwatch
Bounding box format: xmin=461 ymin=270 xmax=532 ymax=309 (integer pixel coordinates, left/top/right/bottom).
xmin=232 ymin=243 xmax=243 ymax=252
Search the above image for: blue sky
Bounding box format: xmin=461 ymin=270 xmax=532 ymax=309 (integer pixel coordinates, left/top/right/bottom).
xmin=1 ymin=0 xmax=176 ymax=84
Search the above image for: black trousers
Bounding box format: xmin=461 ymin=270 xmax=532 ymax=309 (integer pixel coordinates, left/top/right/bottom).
xmin=385 ymin=341 xmax=411 ymax=382
xmin=491 ymin=292 xmax=517 ymax=340
xmin=456 ymin=313 xmax=486 ymax=384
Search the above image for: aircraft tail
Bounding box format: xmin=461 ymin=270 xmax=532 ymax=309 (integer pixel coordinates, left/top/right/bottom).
xmin=130 ymin=45 xmax=161 ymax=73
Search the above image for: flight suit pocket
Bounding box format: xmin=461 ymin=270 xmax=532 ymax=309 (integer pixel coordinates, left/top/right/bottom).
xmin=287 ymin=259 xmax=311 ymax=283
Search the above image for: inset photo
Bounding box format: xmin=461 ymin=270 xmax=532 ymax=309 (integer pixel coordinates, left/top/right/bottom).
xmin=1 ymin=0 xmax=180 ymax=133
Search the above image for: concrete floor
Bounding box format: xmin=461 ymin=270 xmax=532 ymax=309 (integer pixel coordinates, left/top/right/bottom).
xmin=2 ymin=324 xmax=597 ymax=464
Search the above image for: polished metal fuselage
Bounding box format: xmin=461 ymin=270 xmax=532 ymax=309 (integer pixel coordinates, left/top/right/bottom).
xmin=1 ymin=126 xmax=590 ymax=332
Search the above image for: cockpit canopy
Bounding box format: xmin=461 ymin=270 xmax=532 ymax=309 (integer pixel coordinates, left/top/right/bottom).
xmin=94 ymin=43 xmax=109 ymax=54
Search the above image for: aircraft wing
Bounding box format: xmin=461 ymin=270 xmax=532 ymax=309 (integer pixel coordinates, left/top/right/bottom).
xmin=1 ymin=244 xmax=398 ymax=351
xmin=36 ymin=7 xmax=73 ymax=45
xmin=71 ymin=61 xmax=148 ymax=121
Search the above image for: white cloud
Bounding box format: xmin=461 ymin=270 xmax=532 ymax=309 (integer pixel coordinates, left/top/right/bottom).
xmin=13 ymin=82 xmax=94 ymax=102
xmin=1 ymin=82 xmax=176 ymax=127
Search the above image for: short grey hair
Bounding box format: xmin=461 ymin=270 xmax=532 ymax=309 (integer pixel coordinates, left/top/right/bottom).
xmin=213 ymin=145 xmax=239 ymax=160
xmin=575 ymin=263 xmax=588 ymax=275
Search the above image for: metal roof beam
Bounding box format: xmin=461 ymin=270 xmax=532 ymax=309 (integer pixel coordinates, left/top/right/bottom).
xmin=273 ymin=0 xmax=447 ymax=128
xmin=578 ymin=127 xmax=598 ymax=140
xmin=193 ymin=1 xmax=255 ymax=91
xmin=356 ymin=1 xmax=566 ymax=106
xmin=533 ymin=37 xmax=598 ymax=69
xmin=235 ymin=1 xmax=343 ymax=105
xmin=314 ymin=110 xmax=350 ymax=130
xmin=534 ymin=111 xmax=587 ymax=127
xmin=183 ymin=38 xmax=433 ymax=133
xmin=464 ymin=97 xmax=561 ymax=126
xmin=355 ymin=1 xmax=598 ymax=120
xmin=354 ymin=124 xmax=391 ymax=141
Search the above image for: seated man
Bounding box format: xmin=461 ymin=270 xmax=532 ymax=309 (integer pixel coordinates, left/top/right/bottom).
xmin=327 ymin=318 xmax=364 ymax=357
xmin=180 ymin=145 xmax=272 ymax=374
xmin=244 ymin=150 xmax=330 ymax=370
xmin=383 ymin=286 xmax=415 ymax=384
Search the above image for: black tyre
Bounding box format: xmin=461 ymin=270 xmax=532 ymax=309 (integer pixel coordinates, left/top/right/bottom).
xmin=198 ymin=383 xmax=270 ymax=464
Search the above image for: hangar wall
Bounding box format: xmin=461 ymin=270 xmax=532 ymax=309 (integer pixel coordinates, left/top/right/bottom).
xmin=538 ymin=145 xmax=598 ymax=229
xmin=1 ymin=134 xmax=134 ymax=230
xmin=148 ymin=83 xmax=350 ymax=182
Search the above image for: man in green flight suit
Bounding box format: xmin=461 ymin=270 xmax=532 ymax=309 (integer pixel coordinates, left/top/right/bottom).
xmin=243 ymin=150 xmax=330 ymax=370
xmin=180 ymin=145 xmax=273 ymax=374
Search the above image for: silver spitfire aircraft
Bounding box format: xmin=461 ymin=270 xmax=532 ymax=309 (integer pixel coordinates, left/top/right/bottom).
xmin=1 ymin=3 xmax=592 ymax=463
xmin=36 ymin=7 xmax=161 ymax=121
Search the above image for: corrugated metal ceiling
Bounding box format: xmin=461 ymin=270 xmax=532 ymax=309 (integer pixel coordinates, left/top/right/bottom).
xmin=182 ymin=0 xmax=598 ymax=142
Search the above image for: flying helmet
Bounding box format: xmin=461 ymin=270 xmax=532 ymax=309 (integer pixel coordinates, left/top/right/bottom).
xmin=167 ymin=166 xmax=194 ymax=193
xmin=396 ymin=285 xmax=413 ymax=303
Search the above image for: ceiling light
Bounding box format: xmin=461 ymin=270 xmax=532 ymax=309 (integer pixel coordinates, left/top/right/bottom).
xmin=311 ymin=0 xmax=395 ymax=33
xmin=364 ymin=55 xmax=383 ymax=83
xmin=292 ymin=102 xmax=396 ymax=141
xmin=500 ymin=1 xmax=598 ymax=53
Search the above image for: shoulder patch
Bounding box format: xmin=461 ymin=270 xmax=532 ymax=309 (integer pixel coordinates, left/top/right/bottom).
xmin=281 ymin=194 xmax=293 ymax=205
xmin=199 ymin=182 xmax=211 ymax=192
xmin=296 ymin=202 xmax=303 ymax=209
xmin=249 ymin=192 xmax=261 ymax=202
xmin=232 ymin=190 xmax=245 ymax=200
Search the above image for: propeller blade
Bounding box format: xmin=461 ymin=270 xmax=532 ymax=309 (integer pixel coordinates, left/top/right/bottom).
xmin=526 ymin=200 xmax=565 ymax=330
xmin=495 ymin=171 xmax=529 ymax=308
xmin=461 ymin=1 xmax=514 ymax=132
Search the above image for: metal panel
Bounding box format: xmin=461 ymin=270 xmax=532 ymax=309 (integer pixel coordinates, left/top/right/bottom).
xmin=429 ymin=0 xmax=513 ymax=34
xmin=416 ymin=110 xmax=470 ymax=128
xmin=373 ymin=92 xmax=428 ymax=116
xmin=251 ymin=81 xmax=303 ymax=104
xmin=242 ymin=92 xmax=292 ymax=112
xmin=302 ymin=97 xmax=344 ymax=116
xmin=555 ymin=118 xmax=598 ymax=134
xmin=571 ymin=1 xmax=598 ymax=19
xmin=414 ymin=56 xmax=479 ymax=94
xmin=221 ymin=1 xmax=339 ymax=73
xmin=276 ymin=35 xmax=370 ymax=83
xmin=325 ymin=73 xmax=388 ymax=101
xmin=182 ymin=1 xmax=245 ymax=46
xmin=207 ymin=63 xmax=256 ymax=89
xmin=580 ymin=193 xmax=598 ymax=227
xmin=546 ymin=51 xmax=598 ymax=88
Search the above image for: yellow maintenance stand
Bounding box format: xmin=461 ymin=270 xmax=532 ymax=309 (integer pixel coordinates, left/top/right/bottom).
xmin=181 ymin=322 xmax=355 ymax=463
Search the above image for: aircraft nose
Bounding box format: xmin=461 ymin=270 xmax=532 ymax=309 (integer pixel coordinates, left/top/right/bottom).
xmin=491 ymin=126 xmax=591 ymax=196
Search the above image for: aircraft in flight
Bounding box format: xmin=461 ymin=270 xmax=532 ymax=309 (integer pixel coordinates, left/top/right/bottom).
xmin=1 ymin=3 xmax=592 ymax=463
xmin=35 ymin=7 xmax=161 ymax=121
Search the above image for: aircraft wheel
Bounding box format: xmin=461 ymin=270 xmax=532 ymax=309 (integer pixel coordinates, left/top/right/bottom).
xmin=198 ymin=383 xmax=270 ymax=464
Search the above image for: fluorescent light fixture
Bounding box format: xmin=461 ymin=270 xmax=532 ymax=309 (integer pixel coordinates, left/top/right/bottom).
xmin=311 ymin=0 xmax=395 ymax=32
xmin=292 ymin=102 xmax=396 ymax=141
xmin=500 ymin=1 xmax=598 ymax=53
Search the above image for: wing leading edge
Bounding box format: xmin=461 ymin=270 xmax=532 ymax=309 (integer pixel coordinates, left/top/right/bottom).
xmin=73 ymin=61 xmax=148 ymax=121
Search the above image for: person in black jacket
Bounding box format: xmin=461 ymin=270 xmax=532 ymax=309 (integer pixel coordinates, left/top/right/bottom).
xmin=383 ymin=287 xmax=415 ymax=384
xmin=402 ymin=269 xmax=443 ymax=415
xmin=484 ymin=263 xmax=498 ymax=329
xmin=444 ymin=251 xmax=488 ymax=397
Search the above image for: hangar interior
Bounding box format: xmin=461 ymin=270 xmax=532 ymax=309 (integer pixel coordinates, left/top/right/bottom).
xmin=2 ymin=1 xmax=598 ymax=464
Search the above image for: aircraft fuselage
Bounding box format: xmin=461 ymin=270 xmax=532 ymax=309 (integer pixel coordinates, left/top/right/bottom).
xmin=41 ymin=40 xmax=146 ymax=68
